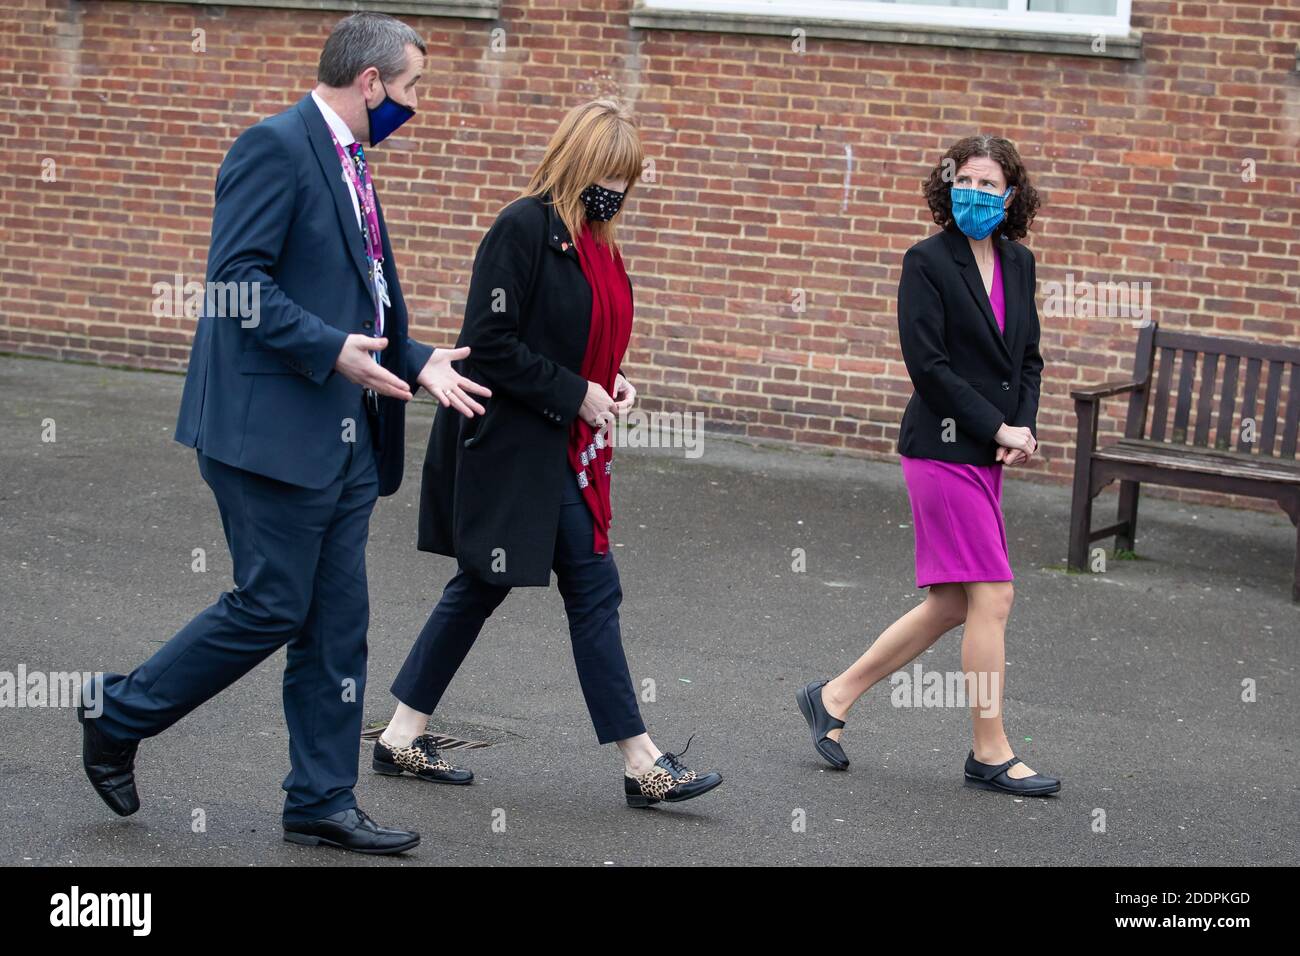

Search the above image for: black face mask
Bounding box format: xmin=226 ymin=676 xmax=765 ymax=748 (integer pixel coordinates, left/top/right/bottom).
xmin=580 ymin=183 xmax=625 ymax=221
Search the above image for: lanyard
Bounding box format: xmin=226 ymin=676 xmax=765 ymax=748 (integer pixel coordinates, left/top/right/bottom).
xmin=326 ymin=130 xmax=389 ymax=341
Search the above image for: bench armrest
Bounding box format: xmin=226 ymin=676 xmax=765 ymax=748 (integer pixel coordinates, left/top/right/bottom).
xmin=1071 ymin=378 xmax=1145 ymax=402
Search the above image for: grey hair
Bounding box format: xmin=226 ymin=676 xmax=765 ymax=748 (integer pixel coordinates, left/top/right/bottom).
xmin=317 ymin=13 xmax=426 ymax=87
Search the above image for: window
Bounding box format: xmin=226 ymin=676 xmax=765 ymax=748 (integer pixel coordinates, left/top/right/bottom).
xmin=632 ymin=0 xmax=1138 ymax=58
xmin=123 ymin=0 xmax=500 ymax=20
xmin=637 ymin=0 xmax=1129 ymax=35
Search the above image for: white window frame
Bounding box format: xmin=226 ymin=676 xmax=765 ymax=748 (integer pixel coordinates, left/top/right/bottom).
xmin=636 ymin=0 xmax=1132 ymax=38
xmin=119 ymin=0 xmax=500 ymax=20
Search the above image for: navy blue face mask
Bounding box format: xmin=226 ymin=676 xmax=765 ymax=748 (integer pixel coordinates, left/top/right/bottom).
xmin=367 ymin=80 xmax=415 ymax=147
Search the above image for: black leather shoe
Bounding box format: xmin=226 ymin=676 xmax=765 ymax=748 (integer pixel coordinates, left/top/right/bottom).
xmin=964 ymin=751 xmax=1061 ymax=796
xmin=77 ymin=701 xmax=140 ymax=817
xmin=796 ymin=679 xmax=849 ymax=770
xmin=625 ymin=737 xmax=722 ymax=807
xmin=372 ymin=734 xmax=473 ymax=785
xmin=283 ymin=807 xmax=420 ymax=855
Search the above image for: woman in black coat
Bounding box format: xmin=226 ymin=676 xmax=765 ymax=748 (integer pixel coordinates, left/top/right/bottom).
xmin=797 ymin=136 xmax=1061 ymax=796
xmin=375 ymin=99 xmax=721 ymax=808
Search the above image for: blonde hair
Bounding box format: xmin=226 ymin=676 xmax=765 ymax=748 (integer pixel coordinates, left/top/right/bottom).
xmin=522 ymin=99 xmax=644 ymax=248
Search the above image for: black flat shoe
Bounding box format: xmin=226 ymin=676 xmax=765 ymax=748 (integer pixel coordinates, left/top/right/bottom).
xmin=372 ymin=734 xmax=473 ymax=784
xmin=796 ymin=679 xmax=849 ymax=770
xmin=77 ymin=700 xmax=140 ymax=817
xmin=283 ymin=807 xmax=420 ymax=855
xmin=964 ymin=751 xmax=1061 ymax=797
xmin=625 ymin=737 xmax=722 ymax=808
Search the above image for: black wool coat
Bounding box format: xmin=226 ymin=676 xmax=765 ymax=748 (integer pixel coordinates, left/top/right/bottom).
xmin=417 ymin=194 xmax=613 ymax=587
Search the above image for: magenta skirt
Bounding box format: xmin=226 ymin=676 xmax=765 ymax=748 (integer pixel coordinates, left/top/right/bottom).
xmin=899 ymin=455 xmax=1014 ymax=588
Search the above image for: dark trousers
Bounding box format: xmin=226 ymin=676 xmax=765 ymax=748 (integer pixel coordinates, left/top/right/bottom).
xmin=391 ymin=477 xmax=646 ymax=744
xmin=94 ymin=408 xmax=379 ymax=824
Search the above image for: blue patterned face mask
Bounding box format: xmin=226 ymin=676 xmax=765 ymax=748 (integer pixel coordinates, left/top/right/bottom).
xmin=951 ymin=186 xmax=1014 ymax=240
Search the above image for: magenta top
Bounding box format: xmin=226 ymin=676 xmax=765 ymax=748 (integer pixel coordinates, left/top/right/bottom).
xmin=990 ymin=250 xmax=1005 ymax=333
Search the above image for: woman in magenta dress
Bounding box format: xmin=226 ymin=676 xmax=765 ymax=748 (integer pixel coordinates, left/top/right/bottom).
xmin=797 ymin=136 xmax=1060 ymax=796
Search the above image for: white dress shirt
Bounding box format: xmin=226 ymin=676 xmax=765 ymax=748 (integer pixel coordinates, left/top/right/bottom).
xmin=311 ymin=90 xmax=363 ymax=231
xmin=310 ymin=90 xmax=394 ymax=348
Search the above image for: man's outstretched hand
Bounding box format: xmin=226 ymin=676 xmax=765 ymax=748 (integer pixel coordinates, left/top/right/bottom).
xmin=417 ymin=346 xmax=492 ymax=417
xmin=333 ymin=335 xmax=413 ymax=400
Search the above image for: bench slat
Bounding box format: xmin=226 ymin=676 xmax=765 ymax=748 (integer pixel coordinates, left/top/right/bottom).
xmin=1215 ymin=354 xmax=1240 ymax=451
xmin=1238 ymin=357 xmax=1262 ymax=453
xmin=1123 ymin=323 xmax=1157 ymax=440
xmin=1282 ymin=363 xmax=1300 ymax=459
xmin=1260 ymin=360 xmax=1284 ymax=456
xmin=1193 ymin=352 xmax=1219 ymax=447
xmin=1150 ymin=346 xmax=1175 ymax=442
xmin=1097 ymin=439 xmax=1300 ymax=483
xmin=1157 ymin=330 xmax=1300 ymax=365
xmin=1172 ymin=349 xmax=1198 ymax=444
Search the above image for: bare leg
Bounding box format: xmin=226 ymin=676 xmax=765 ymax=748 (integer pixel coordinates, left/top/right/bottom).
xmin=962 ymin=581 xmax=1035 ymax=779
xmin=381 ymin=701 xmax=429 ymax=748
xmin=616 ymin=733 xmax=663 ymax=776
xmin=820 ymin=583 xmax=968 ymax=742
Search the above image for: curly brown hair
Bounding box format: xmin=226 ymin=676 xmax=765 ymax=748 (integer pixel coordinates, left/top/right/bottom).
xmin=923 ymin=135 xmax=1040 ymax=242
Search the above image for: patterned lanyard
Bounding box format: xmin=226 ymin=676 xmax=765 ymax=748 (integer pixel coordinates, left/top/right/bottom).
xmin=326 ymin=130 xmax=388 ymax=341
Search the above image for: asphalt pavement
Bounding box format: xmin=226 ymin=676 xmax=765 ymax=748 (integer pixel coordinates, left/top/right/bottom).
xmin=1 ymin=355 xmax=1296 ymax=866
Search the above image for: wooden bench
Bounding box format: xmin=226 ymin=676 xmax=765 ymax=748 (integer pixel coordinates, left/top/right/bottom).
xmin=1068 ymin=321 xmax=1300 ymax=601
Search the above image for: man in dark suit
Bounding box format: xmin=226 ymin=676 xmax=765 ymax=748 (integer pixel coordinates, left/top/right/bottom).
xmin=76 ymin=13 xmax=489 ymax=855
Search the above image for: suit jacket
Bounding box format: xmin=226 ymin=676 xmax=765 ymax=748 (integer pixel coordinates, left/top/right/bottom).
xmin=896 ymin=227 xmax=1043 ymax=464
xmin=174 ymin=95 xmax=433 ymax=496
xmin=417 ymin=194 xmax=615 ymax=587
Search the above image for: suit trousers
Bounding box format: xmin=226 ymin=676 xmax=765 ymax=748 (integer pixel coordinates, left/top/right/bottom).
xmin=390 ymin=475 xmax=646 ymax=744
xmin=93 ymin=404 xmax=379 ymax=823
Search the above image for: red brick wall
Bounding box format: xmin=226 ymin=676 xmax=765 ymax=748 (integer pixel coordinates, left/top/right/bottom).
xmin=3 ymin=0 xmax=1298 ymax=497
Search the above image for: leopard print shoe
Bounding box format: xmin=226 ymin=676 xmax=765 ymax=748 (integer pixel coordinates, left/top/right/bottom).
xmin=372 ymin=734 xmax=474 ymax=785
xmin=624 ymin=738 xmax=723 ymax=808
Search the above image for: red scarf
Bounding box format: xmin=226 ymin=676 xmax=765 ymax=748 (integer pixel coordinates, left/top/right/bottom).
xmin=568 ymin=226 xmax=633 ymax=553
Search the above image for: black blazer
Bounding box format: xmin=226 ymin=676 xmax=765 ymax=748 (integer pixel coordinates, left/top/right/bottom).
xmin=417 ymin=194 xmax=608 ymax=587
xmin=896 ymin=227 xmax=1043 ymax=464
